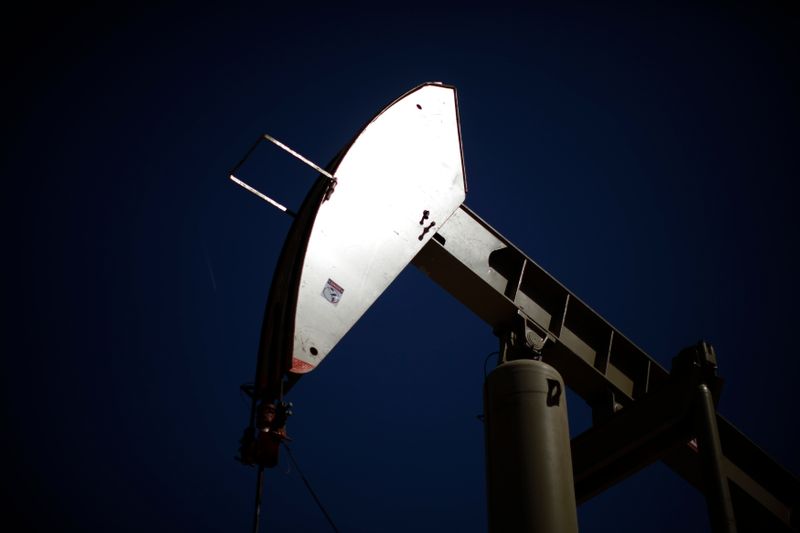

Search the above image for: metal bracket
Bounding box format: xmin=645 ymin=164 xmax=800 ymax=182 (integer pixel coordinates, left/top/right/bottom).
xmin=671 ymin=340 xmax=724 ymax=404
xmin=497 ymin=311 xmax=552 ymax=364
xmin=228 ymin=133 xmax=338 ymax=217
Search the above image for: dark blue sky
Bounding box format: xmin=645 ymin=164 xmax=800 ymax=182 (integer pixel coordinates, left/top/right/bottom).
xmin=3 ymin=3 xmax=798 ymax=532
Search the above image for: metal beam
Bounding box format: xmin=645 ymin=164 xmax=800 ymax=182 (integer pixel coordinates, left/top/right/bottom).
xmin=413 ymin=204 xmax=799 ymax=531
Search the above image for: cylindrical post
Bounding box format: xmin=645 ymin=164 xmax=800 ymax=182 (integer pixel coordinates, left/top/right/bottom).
xmin=252 ymin=466 xmax=265 ymax=533
xmin=695 ymin=383 xmax=737 ymax=533
xmin=484 ymin=359 xmax=578 ymax=533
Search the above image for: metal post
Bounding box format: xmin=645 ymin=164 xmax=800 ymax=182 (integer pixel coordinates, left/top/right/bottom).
xmin=252 ymin=466 xmax=265 ymax=533
xmin=484 ymin=359 xmax=578 ymax=533
xmin=695 ymin=383 xmax=737 ymax=533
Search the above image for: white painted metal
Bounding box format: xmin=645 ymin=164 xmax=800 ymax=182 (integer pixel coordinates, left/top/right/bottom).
xmin=290 ymin=83 xmax=466 ymax=373
xmin=229 ymin=174 xmax=292 ymax=213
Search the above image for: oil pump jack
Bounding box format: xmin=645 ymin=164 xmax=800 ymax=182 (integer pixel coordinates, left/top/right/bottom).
xmin=231 ymin=83 xmax=798 ymax=532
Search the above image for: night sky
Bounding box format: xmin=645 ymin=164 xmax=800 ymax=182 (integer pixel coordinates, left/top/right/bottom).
xmin=3 ymin=3 xmax=798 ymax=532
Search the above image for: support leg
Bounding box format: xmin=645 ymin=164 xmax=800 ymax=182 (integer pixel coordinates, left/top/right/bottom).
xmin=695 ymin=383 xmax=737 ymax=533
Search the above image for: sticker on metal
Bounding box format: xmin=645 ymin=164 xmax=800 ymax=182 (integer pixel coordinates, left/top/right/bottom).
xmin=321 ymin=279 xmax=344 ymax=305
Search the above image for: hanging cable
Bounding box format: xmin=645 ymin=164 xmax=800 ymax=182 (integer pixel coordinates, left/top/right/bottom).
xmin=282 ymin=443 xmax=340 ymax=533
xmin=484 ymin=351 xmax=500 ymax=378
xmin=252 ymin=466 xmax=265 ymax=533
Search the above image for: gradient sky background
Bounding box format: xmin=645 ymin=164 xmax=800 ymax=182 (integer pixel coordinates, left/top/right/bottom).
xmin=3 ymin=3 xmax=798 ymax=532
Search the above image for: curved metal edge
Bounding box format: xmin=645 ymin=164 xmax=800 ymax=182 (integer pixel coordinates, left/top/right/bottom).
xmin=253 ymin=81 xmax=452 ymax=403
xmin=369 ymin=81 xmax=467 ymax=194
xmin=254 ymin=174 xmax=331 ymax=403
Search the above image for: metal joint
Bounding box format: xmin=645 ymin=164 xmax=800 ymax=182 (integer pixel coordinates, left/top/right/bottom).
xmin=671 ymin=340 xmax=724 ymax=404
xmin=497 ymin=312 xmax=551 ymax=363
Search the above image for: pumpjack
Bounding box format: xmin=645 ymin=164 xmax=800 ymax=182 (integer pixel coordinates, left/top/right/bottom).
xmin=231 ymin=83 xmax=798 ymax=532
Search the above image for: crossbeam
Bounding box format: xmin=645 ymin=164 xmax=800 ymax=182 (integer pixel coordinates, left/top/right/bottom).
xmin=412 ymin=204 xmax=798 ymax=531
